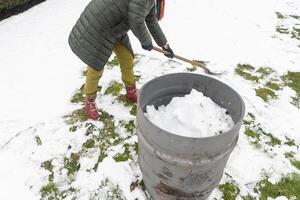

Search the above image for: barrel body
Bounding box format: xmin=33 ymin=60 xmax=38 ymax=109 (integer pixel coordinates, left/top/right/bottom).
xmin=137 ymin=73 xmax=245 ymax=200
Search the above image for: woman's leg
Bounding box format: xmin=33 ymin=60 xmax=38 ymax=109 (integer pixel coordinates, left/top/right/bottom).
xmin=113 ymin=43 xmax=137 ymax=102
xmin=84 ymin=66 xmax=103 ymax=97
xmin=113 ymin=42 xmax=135 ymax=87
xmin=84 ymin=66 xmax=103 ymax=119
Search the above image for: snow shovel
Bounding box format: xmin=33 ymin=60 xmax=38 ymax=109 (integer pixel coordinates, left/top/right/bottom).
xmin=153 ymin=46 xmax=223 ymax=75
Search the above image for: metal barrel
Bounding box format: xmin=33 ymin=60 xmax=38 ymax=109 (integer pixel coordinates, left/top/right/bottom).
xmin=137 ymin=73 xmax=245 ymax=200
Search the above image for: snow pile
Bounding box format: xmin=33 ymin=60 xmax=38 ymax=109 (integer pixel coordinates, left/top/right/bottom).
xmin=145 ymin=89 xmax=234 ymax=137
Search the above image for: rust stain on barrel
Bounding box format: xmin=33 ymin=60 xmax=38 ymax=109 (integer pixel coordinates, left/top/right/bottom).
xmin=154 ymin=181 xmax=203 ymax=198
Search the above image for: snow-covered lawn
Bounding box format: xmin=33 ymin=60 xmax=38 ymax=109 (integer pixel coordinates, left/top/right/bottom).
xmin=0 ymin=0 xmax=299 ymax=199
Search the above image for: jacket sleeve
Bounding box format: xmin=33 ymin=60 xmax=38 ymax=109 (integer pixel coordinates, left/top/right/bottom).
xmin=128 ymin=0 xmax=152 ymax=47
xmin=146 ymin=5 xmax=167 ymax=47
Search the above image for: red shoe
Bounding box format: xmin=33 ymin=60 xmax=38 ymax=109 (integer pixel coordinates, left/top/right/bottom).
xmin=84 ymin=96 xmax=100 ymax=120
xmin=125 ymin=84 xmax=138 ymax=103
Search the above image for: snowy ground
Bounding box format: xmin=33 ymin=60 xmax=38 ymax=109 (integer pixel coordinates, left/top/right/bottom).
xmin=0 ymin=0 xmax=299 ymax=199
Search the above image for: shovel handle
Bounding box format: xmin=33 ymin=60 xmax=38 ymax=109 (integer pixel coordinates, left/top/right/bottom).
xmin=152 ymin=46 xmax=207 ymax=69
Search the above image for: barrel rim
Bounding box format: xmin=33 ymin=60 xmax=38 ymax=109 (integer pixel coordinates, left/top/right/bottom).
xmin=137 ymin=72 xmax=246 ymax=140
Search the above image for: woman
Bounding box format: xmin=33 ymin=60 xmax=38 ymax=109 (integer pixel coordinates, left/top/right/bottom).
xmin=69 ymin=0 xmax=174 ymax=120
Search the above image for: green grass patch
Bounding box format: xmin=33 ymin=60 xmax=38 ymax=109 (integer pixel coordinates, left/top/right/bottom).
xmin=256 ymin=67 xmax=275 ymax=79
xmin=107 ymin=185 xmax=125 ymax=200
xmin=285 ymin=151 xmax=300 ymax=171
xmin=82 ymin=139 xmax=95 ymax=149
xmin=65 ymin=111 xmax=124 ymax=173
xmin=64 ymin=153 xmax=81 ymax=176
xmin=64 ymin=108 xmax=88 ymax=125
xmin=244 ymin=127 xmax=262 ymax=148
xmin=130 ymin=105 xmax=137 ymax=116
xmin=276 ymin=12 xmax=285 ymax=19
xmin=116 ymin=95 xmax=134 ymax=107
xmin=242 ymin=195 xmax=256 ymax=200
xmin=70 ymin=84 xmax=85 ymax=104
xmin=255 ymin=88 xmax=277 ymax=102
xmin=235 ymin=69 xmax=259 ymax=82
xmin=40 ymin=182 xmax=59 ymax=199
xmin=235 ymin=64 xmax=259 ymax=82
xmin=124 ymin=120 xmax=135 ymax=135
xmin=283 ymin=70 xmax=300 ymax=94
xmin=237 ymin=64 xmax=256 ymax=71
xmin=41 ymin=160 xmax=54 ymax=182
xmin=243 ymin=113 xmax=260 ymax=145
xmin=98 ymin=111 xmax=118 ymax=140
xmin=243 ymin=113 xmax=255 ymax=125
xmin=92 ymin=111 xmax=123 ymax=170
xmin=243 ymin=113 xmax=282 ymax=149
xmin=59 ymin=188 xmax=77 ymax=199
xmin=243 ymin=120 xmax=253 ymax=125
xmin=284 ymin=151 xmax=295 ymax=159
xmin=234 ymin=65 xmax=283 ymax=103
xmin=275 ymin=13 xmax=300 ymax=41
xmin=284 ymin=136 xmax=297 ymax=147
xmin=116 ymin=96 xmax=137 ymax=116
xmin=104 ymin=82 xmax=124 ymax=96
xmin=113 ymin=145 xmax=132 ymax=162
xmin=265 ymin=81 xmax=281 ymax=91
xmin=264 ymin=132 xmax=281 ymax=146
xmin=260 ymin=128 xmax=281 ymax=147
xmin=291 ymin=27 xmax=300 ymax=40
xmin=90 ymin=179 xmax=125 ymax=200
xmin=93 ymin=150 xmax=107 ymax=171
xmin=282 ymin=71 xmax=300 ymax=108
xmin=85 ymin=122 xmax=100 ymax=136
xmin=113 ymin=143 xmax=138 ymax=162
xmin=115 ymin=94 xmax=137 ymax=116
xmin=245 ymin=128 xmax=260 ymax=139
xmin=40 ymin=183 xmax=77 ymax=200
xmin=41 ymin=160 xmax=54 ymax=172
xmin=255 ymin=173 xmax=300 ymax=200
xmin=290 ymin=15 xmax=300 ymax=20
xmin=291 ymin=95 xmax=300 ymax=108
xmin=69 ymin=125 xmax=79 ymax=133
xmin=70 ymin=84 xmax=101 ymax=104
xmin=291 ymin=160 xmax=300 ymax=170
xmin=219 ymin=182 xmax=240 ymax=200
xmin=276 ymin=27 xmax=289 ymax=34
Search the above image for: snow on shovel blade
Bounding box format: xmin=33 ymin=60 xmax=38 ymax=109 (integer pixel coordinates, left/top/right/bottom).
xmin=192 ymin=60 xmax=224 ymax=75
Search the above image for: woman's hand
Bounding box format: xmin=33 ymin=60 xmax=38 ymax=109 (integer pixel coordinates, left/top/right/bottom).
xmin=162 ymin=44 xmax=174 ymax=58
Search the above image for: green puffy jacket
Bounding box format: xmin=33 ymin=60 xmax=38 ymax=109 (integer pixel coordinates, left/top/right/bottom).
xmin=68 ymin=0 xmax=168 ymax=71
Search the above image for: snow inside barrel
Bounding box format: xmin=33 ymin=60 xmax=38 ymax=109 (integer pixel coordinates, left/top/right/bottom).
xmin=137 ymin=73 xmax=245 ymax=200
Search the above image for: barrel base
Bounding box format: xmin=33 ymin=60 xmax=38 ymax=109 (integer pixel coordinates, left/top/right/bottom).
xmin=143 ymin=179 xmax=211 ymax=200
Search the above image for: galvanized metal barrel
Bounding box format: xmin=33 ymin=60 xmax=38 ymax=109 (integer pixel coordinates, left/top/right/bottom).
xmin=137 ymin=73 xmax=245 ymax=200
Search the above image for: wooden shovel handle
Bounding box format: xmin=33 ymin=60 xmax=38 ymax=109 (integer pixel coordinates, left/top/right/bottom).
xmin=152 ymin=46 xmax=207 ymax=69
